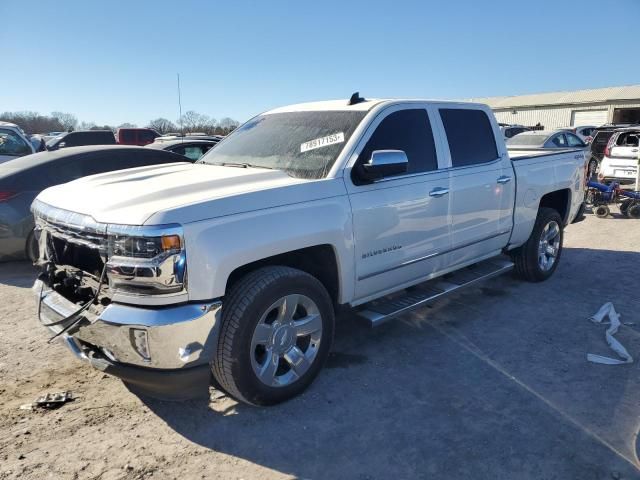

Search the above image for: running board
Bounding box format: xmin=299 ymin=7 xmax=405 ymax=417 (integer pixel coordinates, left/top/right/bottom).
xmin=357 ymin=257 xmax=514 ymax=327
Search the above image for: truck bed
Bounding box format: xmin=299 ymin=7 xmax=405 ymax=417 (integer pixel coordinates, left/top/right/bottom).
xmin=507 ymin=147 xmax=586 ymax=247
xmin=508 ymin=147 xmax=586 ymax=161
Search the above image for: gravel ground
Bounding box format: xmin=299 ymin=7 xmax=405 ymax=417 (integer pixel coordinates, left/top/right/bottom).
xmin=1 ymin=213 xmax=640 ymax=480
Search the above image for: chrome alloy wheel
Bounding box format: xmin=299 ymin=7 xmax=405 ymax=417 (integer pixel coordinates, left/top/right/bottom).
xmin=250 ymin=294 xmax=323 ymax=387
xmin=538 ymin=220 xmax=561 ymax=271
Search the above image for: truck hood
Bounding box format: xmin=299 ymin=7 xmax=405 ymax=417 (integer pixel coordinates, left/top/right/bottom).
xmin=36 ymin=162 xmax=345 ymax=225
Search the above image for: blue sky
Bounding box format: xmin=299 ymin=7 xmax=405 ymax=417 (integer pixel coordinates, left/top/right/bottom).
xmin=2 ymin=0 xmax=639 ymax=126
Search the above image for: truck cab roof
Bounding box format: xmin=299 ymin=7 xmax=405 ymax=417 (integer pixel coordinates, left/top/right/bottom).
xmin=264 ymin=98 xmax=489 ymax=115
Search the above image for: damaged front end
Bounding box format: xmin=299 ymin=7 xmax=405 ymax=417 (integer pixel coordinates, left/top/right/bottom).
xmin=31 ymin=199 xmax=222 ymax=400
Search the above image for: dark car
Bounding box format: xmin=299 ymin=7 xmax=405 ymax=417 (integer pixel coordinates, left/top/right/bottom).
xmin=46 ymin=130 xmax=116 ymax=151
xmin=146 ymin=138 xmax=218 ymax=161
xmin=0 ymin=145 xmax=187 ymax=261
xmin=116 ymin=128 xmax=160 ymax=146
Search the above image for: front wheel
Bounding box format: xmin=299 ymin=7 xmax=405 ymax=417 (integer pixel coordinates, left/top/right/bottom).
xmin=212 ymin=266 xmax=335 ymax=406
xmin=594 ymin=205 xmax=610 ymax=218
xmin=511 ymin=207 xmax=564 ymax=282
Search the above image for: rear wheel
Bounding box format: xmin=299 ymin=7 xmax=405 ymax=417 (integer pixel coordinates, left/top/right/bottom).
xmin=212 ymin=266 xmax=335 ymax=406
xmin=620 ymin=199 xmax=633 ymax=217
xmin=628 ymin=203 xmax=640 ymax=219
xmin=511 ymin=207 xmax=563 ymax=282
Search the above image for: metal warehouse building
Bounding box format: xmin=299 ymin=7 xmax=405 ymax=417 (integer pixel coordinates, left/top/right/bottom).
xmin=470 ymin=84 xmax=640 ymax=129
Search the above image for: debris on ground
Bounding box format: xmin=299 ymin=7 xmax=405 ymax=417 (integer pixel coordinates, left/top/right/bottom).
xmin=19 ymin=391 xmax=75 ymax=411
xmin=587 ymin=303 xmax=633 ymax=365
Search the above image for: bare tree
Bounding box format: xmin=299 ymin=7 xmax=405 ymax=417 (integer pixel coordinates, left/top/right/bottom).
xmin=117 ymin=122 xmax=137 ymax=129
xmin=177 ymin=111 xmax=219 ymax=134
xmin=218 ymin=117 xmax=240 ymax=135
xmin=147 ymin=118 xmax=177 ymax=134
xmin=78 ymin=121 xmax=97 ymax=130
xmin=51 ymin=112 xmax=78 ymax=132
xmin=0 ymin=111 xmax=64 ymax=134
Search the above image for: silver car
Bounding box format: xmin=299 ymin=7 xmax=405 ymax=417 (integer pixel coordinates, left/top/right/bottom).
xmin=507 ymin=129 xmax=593 ymax=175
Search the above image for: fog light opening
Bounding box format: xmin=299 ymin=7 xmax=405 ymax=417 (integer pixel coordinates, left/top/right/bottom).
xmin=130 ymin=328 xmax=151 ymax=361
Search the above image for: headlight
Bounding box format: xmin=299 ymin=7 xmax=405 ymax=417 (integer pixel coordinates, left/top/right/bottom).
xmin=111 ymin=234 xmax=181 ymax=258
xmin=105 ymin=224 xmax=187 ymax=296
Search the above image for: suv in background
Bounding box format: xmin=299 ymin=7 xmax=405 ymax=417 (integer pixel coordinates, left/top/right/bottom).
xmin=0 ymin=121 xmax=35 ymax=163
xmin=598 ymin=128 xmax=640 ymax=184
xmin=589 ymin=124 xmax=639 ymax=175
xmin=116 ymin=128 xmax=160 ymax=146
xmin=46 ymin=130 xmax=116 ymax=151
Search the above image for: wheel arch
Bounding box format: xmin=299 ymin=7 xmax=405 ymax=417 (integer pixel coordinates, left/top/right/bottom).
xmin=539 ymin=188 xmax=571 ymax=225
xmin=225 ymin=244 xmax=342 ymax=307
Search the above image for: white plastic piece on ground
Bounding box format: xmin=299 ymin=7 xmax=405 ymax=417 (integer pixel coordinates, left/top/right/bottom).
xmin=587 ymin=302 xmax=633 ymax=365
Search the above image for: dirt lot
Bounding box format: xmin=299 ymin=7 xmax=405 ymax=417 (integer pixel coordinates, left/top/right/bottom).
xmin=1 ymin=214 xmax=640 ymax=480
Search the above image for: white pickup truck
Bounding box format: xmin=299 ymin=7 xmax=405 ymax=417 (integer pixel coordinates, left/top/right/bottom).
xmin=32 ymin=96 xmax=587 ymax=406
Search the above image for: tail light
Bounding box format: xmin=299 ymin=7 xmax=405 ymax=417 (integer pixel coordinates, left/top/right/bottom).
xmin=0 ymin=191 xmax=16 ymax=202
xmin=604 ymin=136 xmax=615 ymax=157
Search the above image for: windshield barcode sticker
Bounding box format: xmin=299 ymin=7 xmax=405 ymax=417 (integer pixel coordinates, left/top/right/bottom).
xmin=300 ymin=132 xmax=345 ymax=153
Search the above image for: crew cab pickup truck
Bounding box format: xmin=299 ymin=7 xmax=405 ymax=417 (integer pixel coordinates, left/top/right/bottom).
xmin=32 ymin=96 xmax=587 ymax=406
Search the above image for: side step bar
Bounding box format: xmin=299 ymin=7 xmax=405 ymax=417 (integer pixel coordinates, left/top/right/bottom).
xmin=357 ymin=257 xmax=514 ymax=327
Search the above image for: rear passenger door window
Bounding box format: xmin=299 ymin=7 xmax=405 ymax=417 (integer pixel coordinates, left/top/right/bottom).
xmin=439 ymin=109 xmax=498 ymax=167
xmin=356 ymin=108 xmax=438 ymax=180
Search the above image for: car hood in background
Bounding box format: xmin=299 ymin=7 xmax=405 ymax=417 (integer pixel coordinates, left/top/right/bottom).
xmin=34 ymin=162 xmax=345 ymax=225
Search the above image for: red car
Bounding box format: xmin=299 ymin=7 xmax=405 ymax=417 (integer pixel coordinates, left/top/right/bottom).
xmin=116 ymin=128 xmax=160 ymax=146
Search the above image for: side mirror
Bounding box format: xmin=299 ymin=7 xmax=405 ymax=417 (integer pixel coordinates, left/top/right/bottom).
xmin=359 ymin=150 xmax=408 ymax=181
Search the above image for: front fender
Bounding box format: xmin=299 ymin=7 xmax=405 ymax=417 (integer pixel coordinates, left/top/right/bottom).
xmin=183 ymin=196 xmax=354 ymax=303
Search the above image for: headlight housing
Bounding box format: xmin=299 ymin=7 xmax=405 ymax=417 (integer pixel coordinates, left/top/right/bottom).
xmin=106 ymin=224 xmax=187 ymax=296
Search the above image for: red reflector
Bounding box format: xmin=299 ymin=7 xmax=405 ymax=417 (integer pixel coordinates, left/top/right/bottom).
xmin=0 ymin=191 xmax=16 ymax=202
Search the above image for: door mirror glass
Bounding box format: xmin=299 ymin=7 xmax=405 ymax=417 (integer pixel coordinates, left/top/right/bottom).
xmin=359 ymin=150 xmax=408 ymax=181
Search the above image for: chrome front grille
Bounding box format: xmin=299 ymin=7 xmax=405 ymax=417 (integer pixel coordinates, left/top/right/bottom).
xmin=32 ymin=199 xmax=108 ymax=259
xmin=39 ymin=218 xmax=107 ymax=253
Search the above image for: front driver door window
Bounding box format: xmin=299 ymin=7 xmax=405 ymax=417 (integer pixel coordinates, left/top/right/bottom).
xmin=566 ymin=133 xmax=585 ymax=148
xmin=346 ymin=106 xmax=451 ymax=300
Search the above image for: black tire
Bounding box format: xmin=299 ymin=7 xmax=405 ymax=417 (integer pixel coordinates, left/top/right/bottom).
xmin=25 ymin=229 xmax=39 ymax=263
xmin=628 ymin=203 xmax=640 ymax=219
xmin=212 ymin=266 xmax=335 ymax=406
xmin=620 ymin=199 xmax=633 ymax=217
xmin=511 ymin=207 xmax=564 ymax=282
xmin=594 ymin=205 xmax=610 ymax=218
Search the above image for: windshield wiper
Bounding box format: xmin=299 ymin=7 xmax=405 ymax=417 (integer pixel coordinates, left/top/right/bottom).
xmin=206 ymin=162 xmax=276 ymax=170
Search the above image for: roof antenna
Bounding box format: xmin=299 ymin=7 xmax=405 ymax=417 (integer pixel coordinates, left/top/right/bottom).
xmin=177 ymin=73 xmax=184 ymax=143
xmin=348 ymin=91 xmax=365 ymax=106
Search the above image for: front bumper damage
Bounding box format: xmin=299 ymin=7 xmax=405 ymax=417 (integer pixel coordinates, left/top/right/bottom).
xmin=34 ymin=279 xmax=222 ymax=400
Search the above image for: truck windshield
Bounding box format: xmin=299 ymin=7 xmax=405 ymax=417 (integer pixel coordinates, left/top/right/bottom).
xmin=198 ymin=111 xmax=367 ymax=179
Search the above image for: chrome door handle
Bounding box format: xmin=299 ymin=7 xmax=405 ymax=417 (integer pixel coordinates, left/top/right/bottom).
xmin=429 ymin=187 xmax=449 ymax=197
xmin=497 ymin=176 xmax=512 ymax=184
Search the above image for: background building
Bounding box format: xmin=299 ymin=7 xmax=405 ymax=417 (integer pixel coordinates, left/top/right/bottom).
xmin=471 ymin=85 xmax=640 ymax=129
